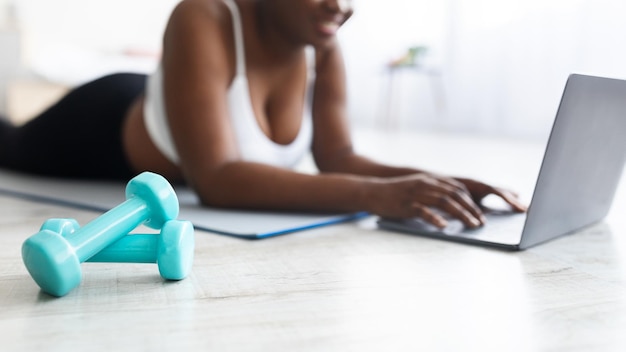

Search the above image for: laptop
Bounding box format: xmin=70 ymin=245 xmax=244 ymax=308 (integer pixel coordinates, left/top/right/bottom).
xmin=378 ymin=74 xmax=626 ymax=250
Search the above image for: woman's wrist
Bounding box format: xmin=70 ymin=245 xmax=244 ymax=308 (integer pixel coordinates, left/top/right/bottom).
xmin=352 ymin=175 xmax=384 ymax=214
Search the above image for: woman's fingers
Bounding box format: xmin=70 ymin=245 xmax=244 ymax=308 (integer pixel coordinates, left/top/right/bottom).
xmin=491 ymin=188 xmax=528 ymax=212
xmin=419 ymin=192 xmax=483 ymax=228
xmin=411 ymin=203 xmax=448 ymax=228
xmin=456 ymin=177 xmax=528 ymax=213
xmin=418 ymin=180 xmax=485 ymax=227
xmin=446 ymin=187 xmax=486 ymax=224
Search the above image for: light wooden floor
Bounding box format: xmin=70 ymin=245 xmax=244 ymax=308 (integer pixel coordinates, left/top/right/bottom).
xmin=2 ymin=130 xmax=626 ymax=351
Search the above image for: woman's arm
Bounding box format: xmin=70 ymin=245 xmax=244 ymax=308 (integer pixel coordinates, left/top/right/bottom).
xmin=310 ymin=41 xmax=427 ymax=178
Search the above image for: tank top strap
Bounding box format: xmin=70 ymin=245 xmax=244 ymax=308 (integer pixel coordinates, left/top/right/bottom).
xmin=223 ymin=0 xmax=246 ymax=76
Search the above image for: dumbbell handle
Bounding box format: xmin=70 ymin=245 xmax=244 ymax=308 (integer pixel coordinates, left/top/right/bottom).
xmin=87 ymin=234 xmax=159 ymax=263
xmin=69 ymin=198 xmax=150 ymax=262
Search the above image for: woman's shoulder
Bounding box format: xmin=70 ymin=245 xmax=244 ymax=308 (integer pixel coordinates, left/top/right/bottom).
xmin=162 ymin=0 xmax=238 ymax=80
xmin=163 ymin=0 xmax=236 ymax=56
xmin=167 ymin=0 xmax=232 ymax=36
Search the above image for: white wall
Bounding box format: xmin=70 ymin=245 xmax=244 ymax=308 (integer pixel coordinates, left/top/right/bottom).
xmin=339 ymin=0 xmax=447 ymax=130
xmin=15 ymin=0 xmax=176 ymax=52
xmin=341 ymin=0 xmax=626 ymax=139
xmin=442 ymin=0 xmax=626 ymax=139
xmin=14 ymin=0 xmax=178 ymax=84
xmin=0 ymin=0 xmax=19 ymax=112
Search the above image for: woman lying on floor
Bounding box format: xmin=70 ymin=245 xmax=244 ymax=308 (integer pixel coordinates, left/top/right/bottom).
xmin=0 ymin=0 xmax=526 ymax=229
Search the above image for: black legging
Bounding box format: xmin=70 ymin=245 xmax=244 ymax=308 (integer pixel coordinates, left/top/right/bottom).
xmin=0 ymin=73 xmax=146 ymax=180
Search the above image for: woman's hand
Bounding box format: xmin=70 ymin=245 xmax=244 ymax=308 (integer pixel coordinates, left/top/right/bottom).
xmin=454 ymin=177 xmax=527 ymax=213
xmin=367 ymin=173 xmax=527 ymax=229
xmin=367 ymin=173 xmax=487 ymax=229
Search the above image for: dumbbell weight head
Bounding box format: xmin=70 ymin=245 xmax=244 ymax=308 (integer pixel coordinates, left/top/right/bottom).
xmin=125 ymin=172 xmax=180 ymax=229
xmin=155 ymin=220 xmax=195 ymax=280
xmin=21 ymin=229 xmax=82 ymax=297
xmin=42 ymin=219 xmax=195 ymax=280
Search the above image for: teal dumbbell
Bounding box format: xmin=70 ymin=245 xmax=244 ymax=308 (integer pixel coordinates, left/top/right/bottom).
xmin=41 ymin=218 xmax=195 ymax=281
xmin=21 ymin=172 xmax=179 ymax=297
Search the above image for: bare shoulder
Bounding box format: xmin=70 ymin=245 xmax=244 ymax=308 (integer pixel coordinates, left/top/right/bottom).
xmin=163 ymin=0 xmax=237 ymax=57
xmin=166 ymin=0 xmax=231 ymax=38
xmin=163 ymin=0 xmax=237 ymax=82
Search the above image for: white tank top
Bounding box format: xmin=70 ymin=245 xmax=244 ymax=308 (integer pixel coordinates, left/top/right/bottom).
xmin=143 ymin=0 xmax=314 ymax=168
